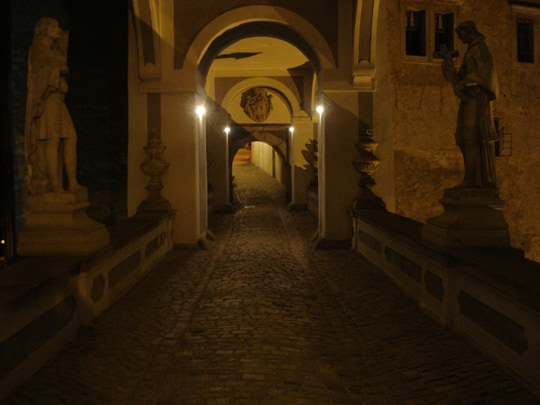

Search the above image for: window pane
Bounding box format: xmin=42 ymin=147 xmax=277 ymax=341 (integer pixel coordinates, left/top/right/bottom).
xmin=517 ymin=18 xmax=534 ymax=63
xmin=434 ymin=13 xmax=454 ymax=54
xmin=406 ymin=10 xmax=426 ymax=56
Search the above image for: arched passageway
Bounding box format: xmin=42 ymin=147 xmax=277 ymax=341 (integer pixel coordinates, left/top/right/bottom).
xmin=128 ymin=2 xmax=362 ymax=249
xmin=231 ymin=141 xmax=288 ymax=208
xmin=7 ymin=176 xmax=536 ymax=403
xmin=203 ymin=30 xmax=320 ymax=220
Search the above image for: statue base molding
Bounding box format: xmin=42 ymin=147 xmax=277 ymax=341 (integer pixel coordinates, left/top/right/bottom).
xmin=422 ymin=187 xmax=510 ymax=248
xmin=137 ymin=197 xmax=172 ymax=214
xmin=18 ymin=187 xmax=110 ymax=256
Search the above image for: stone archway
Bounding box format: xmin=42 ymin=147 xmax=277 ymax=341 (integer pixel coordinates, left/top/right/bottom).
xmin=205 ymin=64 xmax=316 ymax=213
xmin=128 ymin=3 xmax=356 ymax=246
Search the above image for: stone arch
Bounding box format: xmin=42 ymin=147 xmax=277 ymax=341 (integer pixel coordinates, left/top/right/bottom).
xmin=130 ymin=0 xmax=162 ymax=79
xmin=184 ymin=5 xmax=336 ymax=82
xmin=353 ymin=0 xmax=381 ymax=91
xmin=221 ymin=77 xmax=308 ymax=122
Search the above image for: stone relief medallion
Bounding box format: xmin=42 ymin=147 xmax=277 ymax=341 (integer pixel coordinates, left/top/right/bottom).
xmin=241 ymin=87 xmax=273 ymax=122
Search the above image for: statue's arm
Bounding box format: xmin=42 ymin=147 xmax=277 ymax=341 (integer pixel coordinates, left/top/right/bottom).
xmin=31 ymin=46 xmax=62 ymax=100
xmin=56 ymin=30 xmax=70 ymax=74
xmin=441 ymin=58 xmax=460 ymax=86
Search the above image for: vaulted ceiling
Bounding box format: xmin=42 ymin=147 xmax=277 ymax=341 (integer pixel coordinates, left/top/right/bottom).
xmin=210 ymin=37 xmax=309 ymax=74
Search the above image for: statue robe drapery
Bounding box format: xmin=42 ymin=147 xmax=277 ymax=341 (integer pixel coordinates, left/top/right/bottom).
xmin=454 ymin=34 xmax=498 ymax=187
xmin=25 ymin=34 xmax=76 ymax=194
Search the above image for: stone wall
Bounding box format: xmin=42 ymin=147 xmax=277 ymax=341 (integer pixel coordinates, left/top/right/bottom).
xmin=10 ymin=0 xmax=128 ymax=247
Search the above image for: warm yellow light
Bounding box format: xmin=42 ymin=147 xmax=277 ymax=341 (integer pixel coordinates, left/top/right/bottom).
xmin=1 ymin=240 xmax=4 ymax=244
xmin=224 ymin=126 xmax=231 ymax=135
xmin=316 ymin=105 xmax=324 ymax=115
xmin=289 ymin=126 xmax=295 ymax=134
xmin=196 ymin=105 xmax=206 ymax=118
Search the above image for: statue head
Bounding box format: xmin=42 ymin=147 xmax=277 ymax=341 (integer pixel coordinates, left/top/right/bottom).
xmin=455 ymin=21 xmax=482 ymax=44
xmin=33 ymin=17 xmax=61 ymax=43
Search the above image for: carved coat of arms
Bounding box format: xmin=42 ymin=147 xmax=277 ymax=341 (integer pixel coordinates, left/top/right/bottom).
xmin=241 ymin=88 xmax=273 ymax=122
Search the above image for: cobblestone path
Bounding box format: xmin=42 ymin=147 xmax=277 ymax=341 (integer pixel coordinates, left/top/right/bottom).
xmin=6 ymin=163 xmax=539 ymax=404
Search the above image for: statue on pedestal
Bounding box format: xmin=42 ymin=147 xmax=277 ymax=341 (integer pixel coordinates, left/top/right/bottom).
xmin=422 ymin=21 xmax=509 ymax=248
xmin=439 ymin=20 xmax=498 ymax=189
xmin=19 ymin=17 xmax=110 ymax=256
xmin=25 ymin=17 xmax=80 ymax=194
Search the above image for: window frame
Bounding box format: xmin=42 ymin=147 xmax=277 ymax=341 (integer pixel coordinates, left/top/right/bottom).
xmin=512 ymin=5 xmax=540 ymax=69
xmin=401 ymin=1 xmax=458 ymax=64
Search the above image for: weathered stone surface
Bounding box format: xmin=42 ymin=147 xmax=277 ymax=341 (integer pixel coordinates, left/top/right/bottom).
xmin=10 ymin=0 xmax=128 ymax=238
xmin=422 ymin=187 xmax=510 ymax=248
xmin=384 ymin=1 xmax=540 ymax=260
xmin=6 ymin=164 xmax=537 ymax=404
xmin=18 ymin=187 xmax=110 ymax=256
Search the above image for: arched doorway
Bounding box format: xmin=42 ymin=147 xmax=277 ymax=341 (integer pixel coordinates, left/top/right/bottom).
xmin=128 ymin=4 xmax=341 ymax=246
xmin=202 ymin=30 xmax=322 ymax=220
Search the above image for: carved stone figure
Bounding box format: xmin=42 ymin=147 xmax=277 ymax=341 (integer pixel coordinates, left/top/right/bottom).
xmin=422 ymin=21 xmax=509 ymax=248
xmin=241 ymin=88 xmax=273 ymax=122
xmin=19 ymin=17 xmax=110 ymax=256
xmin=25 ymin=17 xmax=80 ymax=194
xmin=439 ymin=21 xmax=498 ymax=188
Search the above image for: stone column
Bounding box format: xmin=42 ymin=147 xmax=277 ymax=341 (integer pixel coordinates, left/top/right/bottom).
xmin=316 ymin=91 xmax=369 ymax=248
xmin=306 ymin=138 xmax=318 ymax=212
xmin=160 ymin=92 xmax=207 ymax=246
xmin=288 ymin=118 xmax=314 ymax=211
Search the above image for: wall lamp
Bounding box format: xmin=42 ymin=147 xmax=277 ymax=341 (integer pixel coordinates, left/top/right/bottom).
xmin=196 ymin=105 xmax=206 ymax=119
xmin=224 ymin=126 xmax=231 ymax=136
xmin=316 ymin=105 xmax=324 ymax=115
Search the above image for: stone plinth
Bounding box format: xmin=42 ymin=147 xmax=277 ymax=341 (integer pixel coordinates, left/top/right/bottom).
xmin=422 ymin=187 xmax=510 ymax=248
xmin=18 ymin=187 xmax=110 ymax=256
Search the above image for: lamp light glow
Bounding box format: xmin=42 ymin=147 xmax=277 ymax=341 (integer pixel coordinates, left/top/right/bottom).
xmin=196 ymin=105 xmax=206 ymax=118
xmin=224 ymin=126 xmax=231 ymax=135
xmin=316 ymin=105 xmax=324 ymax=115
xmin=289 ymin=126 xmax=295 ymax=134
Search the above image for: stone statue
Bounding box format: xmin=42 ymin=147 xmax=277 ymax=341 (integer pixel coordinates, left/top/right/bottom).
xmin=439 ymin=21 xmax=498 ymax=188
xmin=25 ymin=17 xmax=80 ymax=194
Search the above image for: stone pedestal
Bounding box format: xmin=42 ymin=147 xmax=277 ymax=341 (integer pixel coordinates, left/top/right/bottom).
xmin=422 ymin=187 xmax=510 ymax=248
xmin=351 ymin=127 xmax=385 ymax=211
xmin=137 ymin=129 xmax=172 ymax=214
xmin=18 ymin=187 xmax=110 ymax=256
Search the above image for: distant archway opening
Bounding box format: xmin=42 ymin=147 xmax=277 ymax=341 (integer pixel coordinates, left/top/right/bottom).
xmin=232 ymin=140 xmax=290 ymax=207
xmin=198 ymin=15 xmax=327 ymax=217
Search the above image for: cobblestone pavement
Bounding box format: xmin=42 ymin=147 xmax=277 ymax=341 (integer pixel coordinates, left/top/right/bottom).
xmin=6 ymin=163 xmax=539 ymax=404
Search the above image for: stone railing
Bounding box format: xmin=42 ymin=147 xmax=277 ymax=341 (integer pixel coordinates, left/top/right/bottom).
xmin=351 ymin=208 xmax=540 ymax=394
xmin=0 ymin=212 xmax=174 ymax=400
